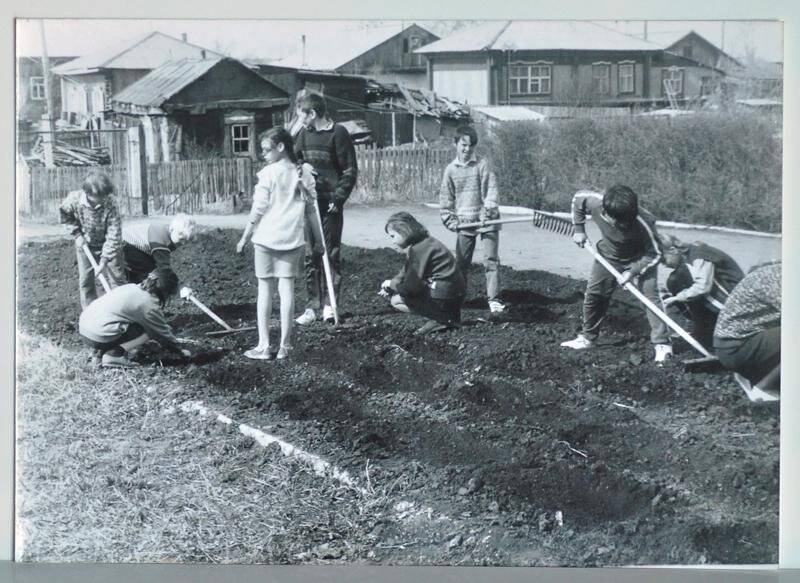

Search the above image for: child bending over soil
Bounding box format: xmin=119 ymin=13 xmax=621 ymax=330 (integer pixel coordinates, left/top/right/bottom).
xmin=561 ymin=185 xmax=672 ymax=363
xmin=123 ymin=214 xmax=196 ymax=284
xmin=660 ymin=234 xmax=744 ymax=348
xmin=79 ymin=270 xmax=192 ymax=368
xmin=237 ymin=127 xmax=321 ymax=360
xmin=379 ymin=211 xmax=466 ymax=336
xmin=59 ymin=171 xmax=125 ymax=308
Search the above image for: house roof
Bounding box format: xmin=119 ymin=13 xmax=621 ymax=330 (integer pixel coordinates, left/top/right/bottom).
xmin=645 ymin=30 xmax=743 ymax=68
xmin=472 ymin=106 xmax=545 ymax=122
xmin=269 ymin=22 xmax=437 ymax=71
xmin=51 ymin=31 xmax=223 ymax=75
xmin=416 ymin=21 xmax=665 ymax=54
xmin=111 ymin=57 xmax=222 ymax=107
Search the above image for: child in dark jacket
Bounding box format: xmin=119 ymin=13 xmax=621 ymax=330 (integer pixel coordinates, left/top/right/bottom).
xmin=379 ymin=212 xmax=466 ymax=336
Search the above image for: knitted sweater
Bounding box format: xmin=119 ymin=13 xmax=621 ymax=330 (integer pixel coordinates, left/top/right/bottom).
xmin=571 ymin=190 xmax=661 ymax=275
xmin=79 ymin=283 xmax=182 ymax=353
xmin=390 ymin=236 xmax=466 ymax=300
xmin=59 ymin=190 xmax=122 ymax=260
xmin=670 ymin=243 xmax=744 ymax=311
xmin=294 ymin=122 xmax=358 ymax=209
xmin=439 ymin=155 xmax=500 ymax=234
xmin=714 ymin=262 xmax=781 ymax=341
xmin=249 ymin=160 xmax=317 ymax=251
xmin=122 ymin=222 xmax=175 ymax=277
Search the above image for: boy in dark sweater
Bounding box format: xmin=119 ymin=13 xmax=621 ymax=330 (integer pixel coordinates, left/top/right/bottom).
xmin=293 ymin=92 xmax=358 ymax=325
xmin=660 ymin=234 xmax=744 ymax=348
xmin=379 ymin=212 xmax=466 ymax=335
xmin=79 ymin=269 xmax=192 ymax=368
xmin=561 ymin=185 xmax=672 ymax=363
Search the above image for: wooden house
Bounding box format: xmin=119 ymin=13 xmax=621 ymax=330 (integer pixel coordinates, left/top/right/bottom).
xmin=416 ymin=21 xmax=727 ymax=108
xmin=17 ymin=55 xmax=77 ymax=129
xmin=109 ymin=57 xmax=289 ymax=162
xmin=645 ymin=30 xmax=744 ymax=75
xmin=51 ymin=31 xmax=224 ymax=129
xmin=270 ymin=23 xmax=439 ymax=90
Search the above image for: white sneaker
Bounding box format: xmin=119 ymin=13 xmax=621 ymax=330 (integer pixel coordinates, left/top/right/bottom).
xmin=322 ymin=305 xmax=335 ymax=323
xmin=654 ymin=344 xmax=673 ymax=364
xmin=295 ymin=308 xmax=316 ymax=326
xmin=488 ymin=300 xmax=506 ymax=314
xmin=734 ymin=373 xmax=780 ymax=403
xmin=560 ymin=335 xmax=593 ymax=350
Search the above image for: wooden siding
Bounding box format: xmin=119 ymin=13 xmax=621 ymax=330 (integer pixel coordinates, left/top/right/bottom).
xmin=336 ymin=24 xmax=439 ymax=75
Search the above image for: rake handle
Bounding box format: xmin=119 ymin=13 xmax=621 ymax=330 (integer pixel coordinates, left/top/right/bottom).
xmin=312 ymin=198 xmax=340 ymax=326
xmin=584 ymin=242 xmax=711 ymax=358
xmin=187 ymin=293 xmax=233 ymax=331
xmin=81 ymin=244 xmax=112 ymax=293
xmin=457 ymin=216 xmax=537 ymax=230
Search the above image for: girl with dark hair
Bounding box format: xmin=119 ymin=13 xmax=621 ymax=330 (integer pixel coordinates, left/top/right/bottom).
xmin=236 ymin=127 xmax=319 ymax=360
xmin=379 ymin=212 xmax=466 ymax=336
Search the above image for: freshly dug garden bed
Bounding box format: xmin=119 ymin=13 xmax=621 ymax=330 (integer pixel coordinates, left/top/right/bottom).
xmin=16 ymin=230 xmax=779 ymax=566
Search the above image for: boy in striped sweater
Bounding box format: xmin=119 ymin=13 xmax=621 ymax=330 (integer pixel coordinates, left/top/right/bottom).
xmin=122 ymin=214 xmax=196 ymax=284
xmin=439 ymin=125 xmax=505 ymax=314
xmin=561 ymin=185 xmax=672 ymax=363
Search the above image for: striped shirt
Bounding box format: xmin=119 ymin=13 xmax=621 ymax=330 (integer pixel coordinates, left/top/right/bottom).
xmin=571 ymin=190 xmax=661 ymax=275
xmin=121 ymin=222 xmax=175 ymax=280
xmin=439 ymin=155 xmax=500 ymax=234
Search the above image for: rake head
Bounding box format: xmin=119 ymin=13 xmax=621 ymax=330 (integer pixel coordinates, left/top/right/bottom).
xmin=531 ymin=211 xmax=574 ymax=236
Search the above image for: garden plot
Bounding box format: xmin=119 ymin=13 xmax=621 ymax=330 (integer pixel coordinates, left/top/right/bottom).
xmin=15 ymin=230 xmax=779 ymax=566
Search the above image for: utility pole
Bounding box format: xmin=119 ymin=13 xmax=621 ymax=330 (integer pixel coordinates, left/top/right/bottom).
xmin=38 ymin=20 xmax=55 ymax=167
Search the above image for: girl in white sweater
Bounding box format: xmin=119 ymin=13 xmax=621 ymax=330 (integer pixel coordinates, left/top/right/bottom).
xmin=236 ymin=128 xmax=319 ymax=360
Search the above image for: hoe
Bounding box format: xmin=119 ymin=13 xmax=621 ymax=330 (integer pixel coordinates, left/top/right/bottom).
xmin=179 ymin=287 xmax=255 ymax=337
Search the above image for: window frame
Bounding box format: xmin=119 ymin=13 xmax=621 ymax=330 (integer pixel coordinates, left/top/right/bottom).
xmin=29 ymin=76 xmax=46 ymax=101
xmin=617 ymin=61 xmax=635 ymax=94
xmin=230 ymin=123 xmax=251 ymax=156
xmin=591 ymin=62 xmax=611 ymax=96
xmin=508 ymin=61 xmax=552 ymax=96
xmin=662 ymin=67 xmax=685 ymax=96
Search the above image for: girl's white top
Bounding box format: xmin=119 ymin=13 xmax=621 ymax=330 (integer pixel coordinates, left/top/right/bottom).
xmin=249 ymin=159 xmax=316 ymax=251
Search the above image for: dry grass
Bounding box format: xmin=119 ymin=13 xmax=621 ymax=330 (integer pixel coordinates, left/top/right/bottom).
xmin=15 ymin=333 xmax=401 ymax=563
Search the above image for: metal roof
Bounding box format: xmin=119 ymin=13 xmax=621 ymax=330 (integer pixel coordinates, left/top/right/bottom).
xmin=270 ymin=23 xmax=436 ymax=71
xmin=52 ymin=31 xmax=223 ymax=75
xmin=111 ymin=58 xmax=222 ymax=107
xmin=416 ymin=21 xmax=665 ymax=54
xmin=472 ymin=106 xmax=545 ymax=122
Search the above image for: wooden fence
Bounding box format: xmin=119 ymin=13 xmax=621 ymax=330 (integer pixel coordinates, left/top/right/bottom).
xmin=19 ymin=146 xmax=452 ymax=219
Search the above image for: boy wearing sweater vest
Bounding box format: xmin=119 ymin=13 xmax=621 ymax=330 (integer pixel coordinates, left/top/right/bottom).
xmin=439 ymin=125 xmax=505 ymax=314
xmin=561 ymin=185 xmax=672 ymax=364
xmin=293 ymin=92 xmax=358 ymax=325
xmin=660 ymin=235 xmax=744 ymax=348
xmin=122 ymin=214 xmax=196 ymax=284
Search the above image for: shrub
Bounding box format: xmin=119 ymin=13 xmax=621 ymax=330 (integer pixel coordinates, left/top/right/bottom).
xmin=479 ymin=111 xmax=782 ymax=232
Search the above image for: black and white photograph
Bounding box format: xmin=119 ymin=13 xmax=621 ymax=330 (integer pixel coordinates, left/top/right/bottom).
xmin=14 ymin=17 xmax=783 ymax=567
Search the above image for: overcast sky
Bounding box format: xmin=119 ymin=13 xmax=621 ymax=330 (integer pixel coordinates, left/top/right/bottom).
xmin=16 ymin=18 xmax=784 ymax=64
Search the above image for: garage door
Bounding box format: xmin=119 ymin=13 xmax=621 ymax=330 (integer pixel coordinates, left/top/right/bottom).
xmin=432 ymin=65 xmax=489 ymax=106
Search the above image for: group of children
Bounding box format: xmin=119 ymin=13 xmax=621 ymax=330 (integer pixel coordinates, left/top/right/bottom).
xmin=60 ymin=91 xmax=781 ymax=400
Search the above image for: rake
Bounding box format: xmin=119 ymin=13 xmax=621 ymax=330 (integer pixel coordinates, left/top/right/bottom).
xmin=179 ymin=287 xmax=256 ymax=337
xmin=459 ymin=210 xmax=714 ymax=364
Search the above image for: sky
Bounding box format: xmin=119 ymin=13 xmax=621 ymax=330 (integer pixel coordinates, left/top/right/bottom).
xmin=16 ymin=18 xmax=784 ymax=64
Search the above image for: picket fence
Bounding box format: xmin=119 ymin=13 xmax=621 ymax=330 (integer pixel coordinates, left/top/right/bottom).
xmin=19 ymin=146 xmax=454 ymax=219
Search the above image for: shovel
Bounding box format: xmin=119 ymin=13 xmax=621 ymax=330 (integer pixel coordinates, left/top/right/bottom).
xmin=82 ymin=244 xmax=112 ymax=293
xmin=180 ymin=287 xmax=255 ymax=337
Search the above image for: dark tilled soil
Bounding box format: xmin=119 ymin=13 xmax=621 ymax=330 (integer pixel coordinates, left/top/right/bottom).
xmin=16 ymin=230 xmax=780 ymax=566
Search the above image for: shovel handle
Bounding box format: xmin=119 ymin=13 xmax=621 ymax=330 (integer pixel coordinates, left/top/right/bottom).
xmin=81 ymin=245 xmax=111 ymax=293
xmin=584 ymin=242 xmax=711 ymax=358
xmin=187 ymin=294 xmax=233 ymax=331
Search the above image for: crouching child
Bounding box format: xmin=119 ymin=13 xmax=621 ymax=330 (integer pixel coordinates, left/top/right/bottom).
xmin=123 ymin=213 xmax=197 ymax=284
xmin=79 ymin=269 xmax=192 ymax=367
xmin=379 ymin=212 xmax=466 ymax=336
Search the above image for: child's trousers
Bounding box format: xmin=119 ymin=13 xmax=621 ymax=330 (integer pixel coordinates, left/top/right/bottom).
xmin=581 ymin=259 xmax=670 ymax=345
xmin=77 ymin=245 xmax=126 ymax=308
xmin=455 ymin=231 xmax=500 ymax=302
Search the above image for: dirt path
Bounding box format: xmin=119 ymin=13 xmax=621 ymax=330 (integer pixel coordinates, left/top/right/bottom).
xmin=17 ymin=204 xmax=781 ymax=280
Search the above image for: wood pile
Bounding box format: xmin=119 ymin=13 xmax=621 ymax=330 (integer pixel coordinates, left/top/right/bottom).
xmin=27 ymin=137 xmax=111 ymax=167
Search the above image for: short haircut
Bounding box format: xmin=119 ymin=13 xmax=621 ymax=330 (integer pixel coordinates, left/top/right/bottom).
xmin=141 ymin=269 xmax=179 ymax=306
xmin=169 ymin=213 xmax=196 ymax=242
xmin=659 ymin=233 xmax=686 ymax=252
xmin=454 ymin=125 xmax=479 ymax=146
xmin=385 ymin=211 xmax=429 ymax=248
xmin=82 ymin=172 xmax=114 ymax=197
xmin=603 ymin=184 xmax=639 ymax=224
xmin=299 ymin=92 xmax=327 ymax=118
xmin=259 ymin=127 xmax=298 ymax=164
